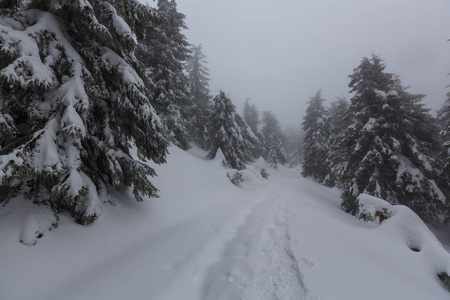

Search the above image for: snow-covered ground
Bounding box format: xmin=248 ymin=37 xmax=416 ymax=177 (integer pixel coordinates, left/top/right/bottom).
xmin=1 ymin=146 xmax=450 ymax=299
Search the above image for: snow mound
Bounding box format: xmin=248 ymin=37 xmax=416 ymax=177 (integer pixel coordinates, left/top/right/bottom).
xmin=17 ymin=199 xmax=58 ymax=246
xmin=357 ymin=193 xmax=450 ymax=288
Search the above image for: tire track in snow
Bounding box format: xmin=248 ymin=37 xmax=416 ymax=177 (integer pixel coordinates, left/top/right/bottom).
xmin=202 ymin=181 xmax=316 ymax=300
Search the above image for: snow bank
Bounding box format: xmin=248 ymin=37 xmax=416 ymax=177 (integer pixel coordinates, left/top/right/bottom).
xmin=357 ymin=193 xmax=450 ymax=288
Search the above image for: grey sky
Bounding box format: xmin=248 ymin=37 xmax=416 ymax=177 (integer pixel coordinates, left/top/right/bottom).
xmin=147 ymin=0 xmax=450 ymax=128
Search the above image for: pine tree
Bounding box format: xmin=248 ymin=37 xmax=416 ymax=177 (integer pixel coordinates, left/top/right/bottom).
xmin=206 ymin=91 xmax=257 ymax=170
xmin=0 ymin=0 xmax=167 ymax=225
xmin=242 ymin=98 xmax=262 ymax=158
xmin=334 ymin=55 xmax=445 ymax=223
xmin=301 ymin=91 xmax=330 ymax=182
xmin=243 ymin=98 xmax=260 ymax=135
xmin=328 ymin=97 xmax=350 ymax=140
xmin=136 ymin=0 xmax=191 ymax=150
xmin=185 ymin=44 xmax=211 ymax=150
xmin=437 ymin=87 xmax=450 ymax=219
xmin=284 ymin=126 xmax=303 ymax=167
xmin=261 ymin=111 xmax=287 ymax=169
xmin=324 ymin=97 xmax=350 ymax=186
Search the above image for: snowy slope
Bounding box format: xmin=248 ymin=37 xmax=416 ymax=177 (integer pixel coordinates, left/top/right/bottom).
xmin=0 ymin=146 xmax=449 ymax=299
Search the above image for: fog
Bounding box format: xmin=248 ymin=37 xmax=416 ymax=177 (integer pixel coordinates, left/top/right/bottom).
xmin=149 ymin=0 xmax=450 ymax=128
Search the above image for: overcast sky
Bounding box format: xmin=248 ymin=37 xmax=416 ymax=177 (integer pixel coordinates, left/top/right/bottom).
xmin=146 ymin=0 xmax=450 ymax=128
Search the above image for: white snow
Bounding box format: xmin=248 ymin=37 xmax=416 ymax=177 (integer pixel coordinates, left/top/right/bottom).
xmin=102 ymin=1 xmax=138 ymax=44
xmin=1 ymin=146 xmax=450 ymax=299
xmin=374 ymin=89 xmax=387 ymax=99
xmin=387 ymin=90 xmax=399 ymax=97
xmin=112 ymin=14 xmax=137 ymax=43
xmin=363 ymin=117 xmax=377 ymax=131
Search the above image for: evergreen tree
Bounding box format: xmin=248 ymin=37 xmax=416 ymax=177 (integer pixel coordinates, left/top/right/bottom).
xmin=328 ymin=97 xmax=350 ymax=140
xmin=301 ymin=91 xmax=330 ymax=182
xmin=284 ymin=126 xmax=303 ymax=167
xmin=185 ymin=44 xmax=211 ymax=149
xmin=0 ymin=0 xmax=167 ymax=224
xmin=324 ymin=97 xmax=350 ymax=186
xmin=333 ymin=55 xmax=445 ymax=223
xmin=136 ymin=0 xmax=191 ymax=150
xmin=206 ymin=91 xmax=257 ymax=170
xmin=261 ymin=111 xmax=287 ymax=169
xmin=437 ymin=87 xmax=450 ymax=219
xmin=243 ymin=98 xmax=260 ymax=135
xmin=242 ymin=98 xmax=263 ymax=158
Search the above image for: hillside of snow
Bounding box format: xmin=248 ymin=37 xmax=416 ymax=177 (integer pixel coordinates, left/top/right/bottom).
xmin=1 ymin=146 xmax=450 ymax=299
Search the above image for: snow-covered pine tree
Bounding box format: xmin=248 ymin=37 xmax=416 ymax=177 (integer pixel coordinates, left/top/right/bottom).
xmin=323 ymin=97 xmax=350 ymax=186
xmin=185 ymin=43 xmax=211 ymax=150
xmin=328 ymin=97 xmax=350 ymax=141
xmin=437 ymin=87 xmax=450 ymax=219
xmin=284 ymin=126 xmax=303 ymax=167
xmin=136 ymin=0 xmax=191 ymax=150
xmin=301 ymin=90 xmax=330 ymax=182
xmin=335 ymin=55 xmax=445 ymax=223
xmin=243 ymin=98 xmax=260 ymax=136
xmin=206 ymin=91 xmax=257 ymax=170
xmin=242 ymin=98 xmax=263 ymax=158
xmin=261 ymin=111 xmax=287 ymax=169
xmin=0 ymin=0 xmax=167 ymax=225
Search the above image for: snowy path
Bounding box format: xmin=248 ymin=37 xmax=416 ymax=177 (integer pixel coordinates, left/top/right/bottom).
xmin=202 ymin=181 xmax=315 ymax=300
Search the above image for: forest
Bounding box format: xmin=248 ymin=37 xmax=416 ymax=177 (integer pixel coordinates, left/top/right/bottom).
xmin=1 ymin=0 xmax=449 ymax=227
xmin=3 ymin=1 xmax=450 ymax=299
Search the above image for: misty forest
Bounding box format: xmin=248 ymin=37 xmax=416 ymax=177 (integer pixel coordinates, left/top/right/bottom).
xmin=1 ymin=1 xmax=450 ymax=299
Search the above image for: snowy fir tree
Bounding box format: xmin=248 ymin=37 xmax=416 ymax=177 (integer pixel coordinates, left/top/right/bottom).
xmin=261 ymin=111 xmax=287 ymax=169
xmin=242 ymin=98 xmax=260 ymax=136
xmin=328 ymin=97 xmax=350 ymax=141
xmin=206 ymin=91 xmax=258 ymax=170
xmin=136 ymin=0 xmax=191 ymax=150
xmin=242 ymin=98 xmax=263 ymax=158
xmin=437 ymin=87 xmax=450 ymax=217
xmin=301 ymin=91 xmax=330 ymax=182
xmin=185 ymin=44 xmax=211 ymax=150
xmin=0 ymin=0 xmax=168 ymax=224
xmin=323 ymin=97 xmax=350 ymax=186
xmin=331 ymin=55 xmax=446 ymax=223
xmin=284 ymin=126 xmax=303 ymax=167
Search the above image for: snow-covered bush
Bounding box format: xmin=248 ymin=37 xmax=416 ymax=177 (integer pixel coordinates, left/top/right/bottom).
xmin=260 ymin=168 xmax=269 ymax=180
xmin=227 ymin=170 xmax=244 ymax=186
xmin=357 ymin=194 xmax=393 ymax=224
xmin=254 ymin=156 xmax=270 ymax=179
xmin=227 ymin=168 xmax=263 ymax=186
